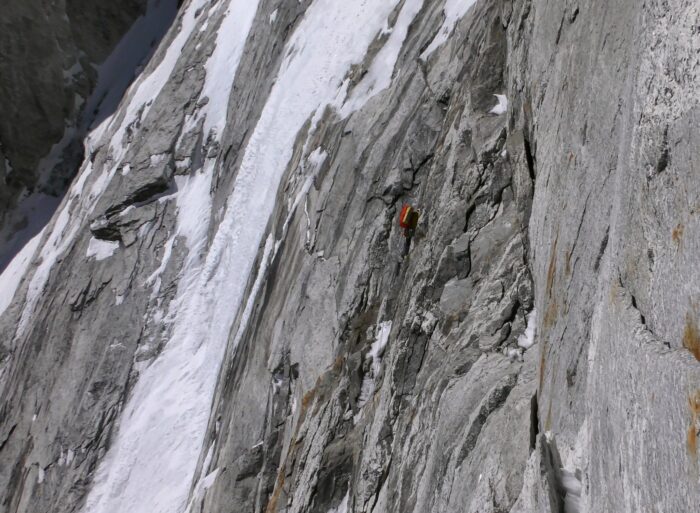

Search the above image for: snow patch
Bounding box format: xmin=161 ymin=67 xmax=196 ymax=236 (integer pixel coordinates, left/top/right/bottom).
xmin=369 ymin=321 xmax=392 ymax=376
xmin=37 ymin=467 xmax=45 ymax=484
xmin=489 ymin=94 xmax=508 ymax=115
xmin=150 ymin=153 xmax=169 ymax=166
xmin=420 ymin=311 xmax=438 ymax=334
xmin=175 ymin=157 xmax=191 ymax=172
xmin=504 ymin=347 xmax=523 ymax=362
xmin=173 ymin=169 xmax=213 ymax=255
xmin=63 ymin=60 xmax=83 ymax=82
xmin=119 ymin=205 xmax=136 ymax=217
xmin=308 ymin=147 xmax=328 ymax=170
xmin=517 ymin=309 xmax=537 ymax=349
xmin=269 ymin=8 xmax=278 ymax=23
xmin=3 ymin=155 xmax=11 ymax=173
xmin=146 ymin=166 xmax=213 ymax=299
xmin=358 ymin=321 xmax=392 ymax=408
xmin=86 ymin=238 xmax=119 ymax=261
xmin=421 ymin=0 xmax=478 ymax=59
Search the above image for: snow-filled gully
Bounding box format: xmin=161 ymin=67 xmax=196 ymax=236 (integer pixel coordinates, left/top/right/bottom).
xmin=79 ymin=1 xmax=431 ymax=512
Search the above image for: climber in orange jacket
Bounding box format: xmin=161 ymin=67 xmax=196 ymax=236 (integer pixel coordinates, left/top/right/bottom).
xmin=399 ymin=204 xmax=420 ymax=256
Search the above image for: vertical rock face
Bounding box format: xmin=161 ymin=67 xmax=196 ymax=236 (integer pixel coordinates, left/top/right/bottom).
xmin=516 ymin=0 xmax=700 ymax=510
xmin=198 ymin=3 xmax=537 ymax=512
xmin=0 ymin=0 xmax=177 ymax=271
xmin=0 ymin=1 xmax=698 ymax=513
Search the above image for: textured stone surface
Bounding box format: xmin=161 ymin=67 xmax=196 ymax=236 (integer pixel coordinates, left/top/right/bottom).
xmin=510 ymin=0 xmax=700 ymax=509
xmin=0 ymin=0 xmax=699 ymax=512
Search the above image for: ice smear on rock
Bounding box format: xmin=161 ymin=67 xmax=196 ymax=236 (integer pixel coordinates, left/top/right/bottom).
xmin=81 ymin=1 xmax=421 ymax=512
xmin=185 ymin=443 xmax=220 ymax=512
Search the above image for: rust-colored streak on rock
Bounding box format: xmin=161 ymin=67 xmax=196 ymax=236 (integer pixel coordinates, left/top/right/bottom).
xmin=688 ymin=391 xmax=700 ymax=462
xmin=539 ymin=341 xmax=546 ymax=392
xmin=672 ymin=223 xmax=684 ymax=246
xmin=265 ymin=472 xmax=286 ymax=513
xmin=543 ymin=300 xmax=558 ymax=329
xmin=682 ymin=312 xmax=700 ymax=361
xmin=546 ymin=236 xmax=558 ymax=296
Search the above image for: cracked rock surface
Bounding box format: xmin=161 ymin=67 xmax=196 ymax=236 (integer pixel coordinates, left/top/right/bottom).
xmin=0 ymin=1 xmax=698 ymax=512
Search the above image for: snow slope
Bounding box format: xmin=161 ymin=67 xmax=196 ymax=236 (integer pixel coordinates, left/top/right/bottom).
xmin=81 ymin=1 xmax=424 ymax=512
xmin=0 ymin=230 xmax=44 ymax=317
